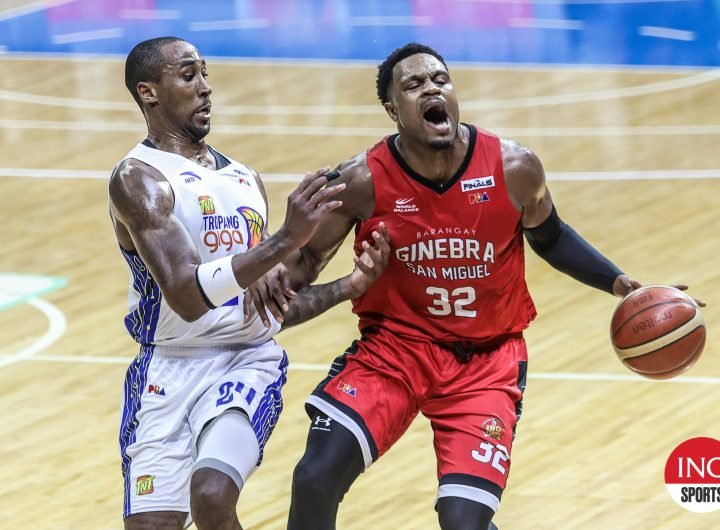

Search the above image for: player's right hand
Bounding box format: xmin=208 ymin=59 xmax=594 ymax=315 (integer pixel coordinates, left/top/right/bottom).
xmin=613 ymin=275 xmax=706 ymax=307
xmin=244 ymin=263 xmax=297 ymax=327
xmin=279 ymin=167 xmax=345 ymax=248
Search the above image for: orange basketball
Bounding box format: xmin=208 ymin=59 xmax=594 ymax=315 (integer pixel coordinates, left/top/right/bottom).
xmin=610 ymin=285 xmax=705 ymax=379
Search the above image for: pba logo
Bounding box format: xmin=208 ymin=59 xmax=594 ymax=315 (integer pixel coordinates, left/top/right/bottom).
xmin=665 ymin=437 xmax=720 ymax=513
xmin=136 ymin=475 xmax=155 ymax=496
xmin=469 ymin=192 xmax=490 ymax=205
xmin=336 ymin=381 xmax=357 ymax=397
xmin=198 ymin=195 xmax=216 ymax=215
xmin=147 ymin=384 xmax=165 ymax=396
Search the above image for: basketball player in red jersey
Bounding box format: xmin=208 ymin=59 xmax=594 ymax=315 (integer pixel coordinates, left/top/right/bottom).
xmin=245 ymin=43 xmax=702 ymax=530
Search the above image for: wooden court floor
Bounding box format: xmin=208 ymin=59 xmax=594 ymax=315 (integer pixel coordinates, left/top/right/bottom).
xmin=0 ymin=55 xmax=719 ymax=529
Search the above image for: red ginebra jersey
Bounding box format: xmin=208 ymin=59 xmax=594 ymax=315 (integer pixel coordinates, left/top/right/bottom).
xmin=353 ymin=125 xmax=537 ymax=343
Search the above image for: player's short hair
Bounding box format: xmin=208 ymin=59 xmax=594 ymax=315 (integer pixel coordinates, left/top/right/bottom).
xmin=125 ymin=36 xmax=186 ymax=110
xmin=376 ymin=43 xmax=447 ymax=104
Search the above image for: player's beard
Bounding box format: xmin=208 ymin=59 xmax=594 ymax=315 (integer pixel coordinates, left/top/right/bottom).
xmin=187 ymin=122 xmax=210 ymax=142
xmin=429 ymin=138 xmax=454 ymax=150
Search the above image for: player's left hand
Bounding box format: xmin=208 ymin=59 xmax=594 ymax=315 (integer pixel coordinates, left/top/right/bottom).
xmin=612 ymin=274 xmax=642 ymax=298
xmin=348 ymin=222 xmax=391 ymax=297
xmin=612 ymin=275 xmax=706 ymax=307
xmin=243 ymin=263 xmax=297 ymax=327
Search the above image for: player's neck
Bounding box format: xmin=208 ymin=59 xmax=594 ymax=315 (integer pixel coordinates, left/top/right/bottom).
xmin=146 ymin=130 xmax=211 ymax=166
xmin=396 ymin=125 xmax=468 ymax=184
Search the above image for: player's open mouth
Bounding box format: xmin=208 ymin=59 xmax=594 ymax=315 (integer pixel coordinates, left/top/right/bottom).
xmin=196 ymin=103 xmax=212 ymax=117
xmin=422 ymin=100 xmax=451 ymax=134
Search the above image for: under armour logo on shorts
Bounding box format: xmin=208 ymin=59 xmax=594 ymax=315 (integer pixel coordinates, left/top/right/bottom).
xmin=312 ymin=415 xmax=332 ymax=431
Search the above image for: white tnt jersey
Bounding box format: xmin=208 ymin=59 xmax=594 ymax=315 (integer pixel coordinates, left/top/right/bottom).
xmin=116 ymin=142 xmax=280 ymax=347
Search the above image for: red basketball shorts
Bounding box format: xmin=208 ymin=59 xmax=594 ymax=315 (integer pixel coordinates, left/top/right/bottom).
xmin=305 ymin=327 xmax=528 ymax=512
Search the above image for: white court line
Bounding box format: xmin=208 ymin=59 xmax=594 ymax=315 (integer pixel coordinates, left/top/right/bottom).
xmin=0 ymin=299 xmax=67 ymax=368
xmin=1 ymin=68 xmax=718 ymax=113
xmin=0 ymin=50 xmax=712 ymax=74
xmin=0 ymin=353 xmax=716 ymax=384
xmin=0 ymin=0 xmax=77 ymax=22
xmin=639 ymin=26 xmax=696 ymax=42
xmin=1 ymin=167 xmax=720 ymax=182
xmin=51 ymin=28 xmax=124 ymax=45
xmin=3 ymin=119 xmax=720 ymax=139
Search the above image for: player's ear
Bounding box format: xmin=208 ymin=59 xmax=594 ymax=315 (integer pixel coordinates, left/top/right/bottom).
xmin=137 ymin=81 xmax=158 ymax=106
xmin=383 ymin=101 xmax=399 ymax=123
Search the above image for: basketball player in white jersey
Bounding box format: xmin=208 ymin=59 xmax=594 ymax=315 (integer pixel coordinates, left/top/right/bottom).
xmin=109 ymin=37 xmax=390 ymax=530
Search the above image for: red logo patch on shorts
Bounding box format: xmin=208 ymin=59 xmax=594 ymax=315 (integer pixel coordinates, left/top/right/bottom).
xmin=481 ymin=417 xmax=505 ymax=440
xmin=336 ymin=381 xmax=357 ymax=397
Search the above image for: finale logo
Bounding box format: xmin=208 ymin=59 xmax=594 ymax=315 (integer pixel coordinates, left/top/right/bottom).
xmin=665 ymin=437 xmax=720 ymax=513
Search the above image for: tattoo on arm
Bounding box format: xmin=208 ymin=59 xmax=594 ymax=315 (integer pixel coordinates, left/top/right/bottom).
xmin=281 ymin=277 xmax=352 ymax=329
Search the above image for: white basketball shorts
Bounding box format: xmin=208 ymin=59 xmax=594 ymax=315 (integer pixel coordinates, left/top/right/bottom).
xmin=119 ymin=341 xmax=288 ymax=518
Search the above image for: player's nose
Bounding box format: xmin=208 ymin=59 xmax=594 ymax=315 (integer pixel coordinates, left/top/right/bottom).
xmin=199 ymin=77 xmax=212 ymax=97
xmin=420 ymin=79 xmax=440 ymax=96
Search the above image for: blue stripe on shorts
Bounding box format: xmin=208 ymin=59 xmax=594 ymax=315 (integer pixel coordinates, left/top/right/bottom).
xmin=250 ymin=351 xmax=289 ymax=464
xmin=119 ymin=344 xmax=154 ymax=518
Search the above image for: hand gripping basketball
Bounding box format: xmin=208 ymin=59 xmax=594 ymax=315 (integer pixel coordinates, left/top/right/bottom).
xmin=610 ymin=285 xmax=706 ymax=379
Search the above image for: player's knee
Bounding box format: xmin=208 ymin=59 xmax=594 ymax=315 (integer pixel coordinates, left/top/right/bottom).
xmin=190 ymin=468 xmax=239 ymax=525
xmin=292 ymin=456 xmax=335 ymax=498
xmin=437 ymin=496 xmax=495 ymax=530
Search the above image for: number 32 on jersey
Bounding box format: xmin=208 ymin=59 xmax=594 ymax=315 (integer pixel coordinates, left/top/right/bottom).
xmin=426 ymin=286 xmax=476 ymax=317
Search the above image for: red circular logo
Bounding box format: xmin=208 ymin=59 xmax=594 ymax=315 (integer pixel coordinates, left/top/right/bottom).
xmin=665 ymin=437 xmax=720 ymax=513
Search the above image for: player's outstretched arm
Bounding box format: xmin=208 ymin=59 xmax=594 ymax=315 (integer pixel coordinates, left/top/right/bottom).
xmin=244 ymin=155 xmax=374 ymax=326
xmin=110 ymin=162 xmax=345 ymax=322
xmin=503 ymin=138 xmax=628 ymax=296
xmin=279 ymin=222 xmax=390 ymax=329
xmin=507 ymin=146 xmax=706 ymax=305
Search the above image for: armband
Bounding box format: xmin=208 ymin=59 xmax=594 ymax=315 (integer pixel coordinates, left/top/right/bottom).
xmin=524 ymin=206 xmax=623 ymax=294
xmin=195 ymin=255 xmax=244 ymax=309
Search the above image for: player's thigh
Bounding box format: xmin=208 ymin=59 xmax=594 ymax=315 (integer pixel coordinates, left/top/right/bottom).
xmin=305 ymin=340 xmax=420 ymax=467
xmin=426 ymin=342 xmax=528 ymax=512
xmin=430 ymin=388 xmax=521 ymax=512
xmin=121 ymin=348 xmax=201 ymax=518
xmin=189 ymin=342 xmax=288 ymax=466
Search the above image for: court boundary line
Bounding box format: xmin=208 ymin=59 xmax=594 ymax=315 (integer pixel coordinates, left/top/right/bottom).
xmin=0 ymin=299 xmax=67 ymax=368
xmin=2 ymin=68 xmax=718 ymax=113
xmin=3 ymin=119 xmax=720 ymax=138
xmin=1 ymin=167 xmax=719 ymax=182
xmin=0 ymin=274 xmax=67 ymax=312
xmin=0 ymin=352 xmax=716 ymax=384
xmin=0 ymin=51 xmax=714 ymax=73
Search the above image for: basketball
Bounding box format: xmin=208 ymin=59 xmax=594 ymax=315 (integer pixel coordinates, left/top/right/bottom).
xmin=610 ymin=285 xmax=706 ymax=379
